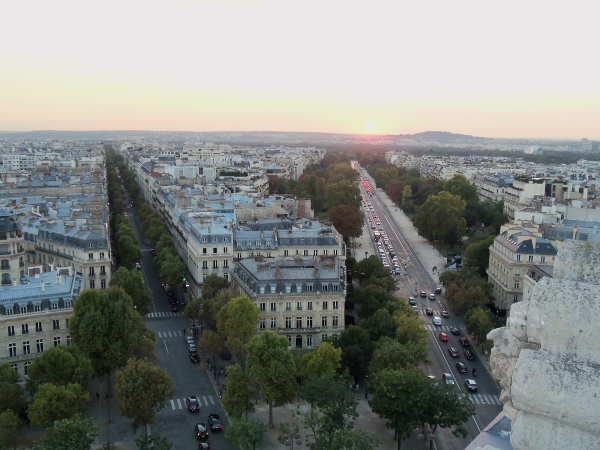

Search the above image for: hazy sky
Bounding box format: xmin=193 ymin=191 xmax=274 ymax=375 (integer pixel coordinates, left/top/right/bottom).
xmin=1 ymin=0 xmax=598 ymax=139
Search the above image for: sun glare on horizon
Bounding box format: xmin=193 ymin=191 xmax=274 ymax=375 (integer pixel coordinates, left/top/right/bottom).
xmin=365 ymin=121 xmax=376 ymax=133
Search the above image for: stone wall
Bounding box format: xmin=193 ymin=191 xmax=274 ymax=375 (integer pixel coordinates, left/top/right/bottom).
xmin=488 ymin=240 xmax=600 ymax=450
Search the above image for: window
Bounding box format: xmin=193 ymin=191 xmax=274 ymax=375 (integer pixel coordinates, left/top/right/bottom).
xmin=334 ymin=250 xmax=338 ymax=256
xmin=89 ymin=267 xmax=95 ymax=275
xmin=297 ymin=302 xmax=302 ymax=311
xmin=307 ymin=317 xmax=313 ymax=328
xmin=90 ymin=280 xmax=95 ymax=289
xmin=322 ymin=284 xmax=328 ymax=292
xmin=36 ymin=339 xmax=44 ymax=353
xmin=516 ymin=255 xmax=521 ymax=261
xmin=66 ymin=319 xmax=70 ymax=328
xmin=202 ymin=261 xmax=208 ymax=269
xmin=256 ymin=241 xmax=261 ymax=249
xmin=24 ymin=361 xmax=31 ymax=375
xmin=223 ymin=260 xmax=229 ymax=268
xmin=307 ymin=284 xmax=313 ymax=292
xmin=306 ymin=334 xmax=312 ymax=348
xmin=322 ymin=301 xmax=328 ymax=310
xmin=22 ymin=324 xmax=29 ymax=334
xmin=9 ymin=343 xmax=17 ymax=357
xmin=307 ymin=302 xmax=313 ymax=311
xmin=333 ymin=301 xmax=339 ymax=310
xmin=515 ymin=269 xmax=521 ymax=276
xmin=237 ymin=253 xmax=242 ymax=259
xmin=203 ymin=237 xmax=207 ymax=243
xmin=67 ymin=335 xmax=72 ymax=346
xmin=34 ymin=305 xmax=40 ymax=312
xmin=321 ymin=334 xmax=328 ymax=342
xmin=304 ymin=250 xmax=309 ymax=256
xmin=23 ymin=341 xmax=30 ymax=355
xmin=323 ymin=250 xmax=328 ymax=255
xmin=213 ymin=248 xmax=217 ymax=254
xmin=10 ymin=364 xmax=17 ymax=373
xmin=259 ymin=302 xmax=266 ymax=312
xmin=284 ymin=250 xmax=289 ymax=256
xmin=53 ymin=320 xmax=60 ymax=330
xmin=267 ymin=252 xmax=271 ymax=257
xmin=314 ymin=250 xmax=318 ymax=256
xmin=224 ymin=273 xmax=228 ymax=281
xmin=322 ymin=316 xmax=328 ymax=327
xmin=541 ymin=256 xmax=546 ymax=263
xmin=266 ymin=241 xmax=271 ymax=248
xmin=287 ymin=335 xmax=292 ymax=346
xmin=296 ymin=317 xmax=302 ymax=328
xmin=332 ymin=316 xmax=339 ymax=327
xmin=88 ymin=253 xmax=93 ymax=260
xmin=513 ymin=293 xmax=519 ymax=302
xmin=203 ymin=248 xmax=207 ymax=254
xmin=213 ymin=260 xmax=218 ymax=268
xmin=259 ymin=318 xmax=266 ymax=329
xmin=20 ymin=306 xmax=27 ymax=314
xmin=100 ymin=265 xmax=106 ymax=274
xmin=8 ymin=326 xmax=15 ymax=336
xmin=528 ymin=255 xmax=534 ymax=262
xmin=223 ymin=247 xmax=228 ymax=254
xmin=270 ymin=303 xmax=277 ymax=312
xmin=285 ymin=302 xmax=291 ymax=311
xmin=285 ymin=317 xmax=292 ymax=328
xmin=514 ymin=281 xmax=520 ymax=289
xmin=36 ymin=322 xmax=42 ymax=332
xmin=270 ymin=317 xmax=277 ymax=329
xmin=100 ymin=252 xmax=105 ymax=259
xmin=101 ymin=279 xmax=106 ymax=289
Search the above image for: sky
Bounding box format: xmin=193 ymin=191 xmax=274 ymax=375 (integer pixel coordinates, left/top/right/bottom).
xmin=1 ymin=0 xmax=598 ymax=139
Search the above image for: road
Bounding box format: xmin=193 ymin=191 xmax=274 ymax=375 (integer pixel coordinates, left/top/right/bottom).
xmin=357 ymin=166 xmax=502 ymax=450
xmin=127 ymin=202 xmax=236 ymax=450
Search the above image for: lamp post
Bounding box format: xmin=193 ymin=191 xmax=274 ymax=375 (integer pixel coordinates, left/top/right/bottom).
xmin=364 ymin=373 xmax=369 ymax=399
xmin=283 ymin=433 xmax=302 ymax=450
xmin=365 ymin=251 xmax=368 ymax=260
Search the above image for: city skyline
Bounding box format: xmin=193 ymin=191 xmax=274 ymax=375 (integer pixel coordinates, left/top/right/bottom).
xmin=1 ymin=0 xmax=598 ymax=140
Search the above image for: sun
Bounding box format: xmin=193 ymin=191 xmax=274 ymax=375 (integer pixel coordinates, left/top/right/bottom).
xmin=365 ymin=121 xmax=376 ymax=133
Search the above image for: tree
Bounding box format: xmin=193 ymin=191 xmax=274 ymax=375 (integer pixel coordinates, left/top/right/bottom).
xmin=358 ymin=308 xmax=397 ymax=341
xmin=369 ymin=338 xmax=425 ymax=375
xmin=69 ymin=288 xmax=138 ymax=378
xmin=441 ymin=269 xmax=492 ymax=315
xmin=354 ymin=256 xmax=396 ymax=291
xmin=0 ymin=410 xmax=22 ymax=450
xmin=28 ymin=383 xmax=89 ymax=429
xmin=222 ymin=364 xmax=255 ymax=420
xmin=183 ymin=297 xmax=203 ymax=321
xmin=224 ymin=418 xmax=267 ymax=450
xmin=159 ymin=253 xmax=186 ymax=286
xmin=131 ymin=312 xmax=158 ymax=362
xmin=354 ymin=285 xmax=401 ymax=320
xmin=200 ymin=289 xmax=234 ymax=331
xmin=0 ymin=363 xmax=26 ymax=415
xmin=328 ymin=163 xmax=359 ymax=184
xmin=394 ymin=309 xmax=428 ymax=351
xmin=247 ymin=332 xmax=297 ymax=428
xmin=414 ymin=191 xmax=466 ymax=245
xmin=401 ymin=186 xmax=413 ymax=212
xmin=374 ymin=167 xmax=399 ymax=191
xmin=35 ymin=415 xmax=98 ymax=450
xmin=465 ymin=307 xmax=494 ymax=347
xmin=329 ymin=205 xmax=364 ymax=241
xmin=369 ymin=368 xmax=429 ymax=450
xmin=201 ymin=274 xmax=230 ymax=300
xmin=420 ymin=383 xmax=475 ymax=437
xmin=325 ymin=181 xmax=361 ymax=210
xmin=115 ymin=358 xmax=175 ymax=432
xmin=300 ymin=342 xmax=342 ymax=380
xmin=217 ymin=296 xmax=260 ymax=370
xmin=26 ymin=346 xmax=93 ymax=396
xmin=117 ymin=235 xmax=142 ymax=269
xmin=464 ymin=235 xmax=495 ymax=277
xmin=199 ymin=331 xmax=224 ymax=380
xmin=444 ymin=175 xmax=479 ymax=208
xmin=386 ymin=180 xmax=406 ymax=205
xmin=109 ymin=267 xmax=153 ymax=315
xmin=134 ymin=434 xmax=173 ymax=450
xmin=338 ymin=326 xmax=375 ymax=381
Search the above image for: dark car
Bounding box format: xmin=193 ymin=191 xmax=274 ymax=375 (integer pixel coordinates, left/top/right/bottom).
xmin=448 ymin=347 xmax=460 ymax=357
xmin=409 ymin=297 xmax=417 ymax=306
xmin=435 ymin=287 xmax=442 ymax=294
xmin=150 ymin=249 xmax=157 ymax=257
xmin=420 ymin=291 xmax=427 ymax=298
xmin=456 ymin=362 xmax=468 ymax=373
xmin=190 ymin=353 xmax=200 ymax=363
xmin=186 ymin=396 xmax=201 ymax=412
xmin=441 ymin=310 xmax=449 ymax=318
xmin=465 ymin=379 xmax=478 ymax=392
xmin=459 ymin=337 xmax=470 ymax=347
xmin=464 ymin=350 xmax=475 ymax=360
xmin=171 ymin=304 xmax=180 ymax=312
xmin=208 ymin=414 xmax=223 ymax=431
xmin=425 ymin=308 xmax=434 ymax=315
xmin=450 ymin=326 xmax=460 ymax=335
xmin=195 ymin=423 xmax=208 ymax=440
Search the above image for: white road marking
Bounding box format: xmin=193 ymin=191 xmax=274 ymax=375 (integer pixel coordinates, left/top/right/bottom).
xmin=177 ymin=398 xmax=182 ymax=409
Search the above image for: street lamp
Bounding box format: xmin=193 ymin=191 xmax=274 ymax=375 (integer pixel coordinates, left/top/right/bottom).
xmin=283 ymin=433 xmax=302 ymax=450
xmin=364 ymin=373 xmax=369 ymax=399
xmin=365 ymin=251 xmax=368 ymax=260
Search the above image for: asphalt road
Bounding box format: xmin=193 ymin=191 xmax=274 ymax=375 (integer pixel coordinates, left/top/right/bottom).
xmin=358 ymin=168 xmax=502 ymax=450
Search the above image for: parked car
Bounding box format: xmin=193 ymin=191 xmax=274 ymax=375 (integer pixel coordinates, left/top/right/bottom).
xmin=190 ymin=353 xmax=200 ymax=363
xmin=435 ymin=287 xmax=442 ymax=294
xmin=442 ymin=373 xmax=455 ymax=385
xmin=409 ymin=297 xmax=416 ymax=305
xmin=464 ymin=350 xmax=475 ymax=360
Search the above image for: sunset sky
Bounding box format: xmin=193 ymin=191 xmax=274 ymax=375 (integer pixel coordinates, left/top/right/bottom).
xmin=1 ymin=0 xmax=598 ymax=139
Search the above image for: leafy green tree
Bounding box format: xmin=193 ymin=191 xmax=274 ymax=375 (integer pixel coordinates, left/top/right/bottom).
xmin=115 ymin=225 xmax=138 ymax=245
xmin=420 ymin=383 xmax=475 ymax=437
xmin=26 ymin=346 xmax=93 ymax=396
xmin=386 ymin=180 xmax=406 ymax=205
xmin=225 ymin=418 xmax=267 ymax=450
xmin=134 ymin=434 xmax=173 ymax=450
xmin=338 ymin=326 xmax=375 ymax=381
xmin=354 ymin=285 xmax=403 ymax=320
xmin=159 ymin=253 xmax=186 ymax=286
xmin=441 ymin=269 xmax=492 ymax=315
xmin=369 ymin=338 xmax=425 ymax=375
xmin=444 ymin=175 xmax=479 ymax=207
xmin=201 ymin=274 xmax=230 ymax=300
xmin=115 ymin=358 xmax=175 ymax=432
xmin=296 ymin=174 xmax=327 ymax=212
xmin=325 ymin=181 xmax=362 ymax=210
xmin=222 ymin=364 xmax=255 ymax=420
xmin=132 ymin=312 xmax=158 ymax=362
xmin=247 ymin=332 xmax=297 ymax=428
xmin=327 ymin=163 xmax=359 ymax=184
xmin=117 ymin=235 xmax=142 ymax=269
xmin=28 ymin=383 xmax=89 ymax=429
xmin=401 ymin=186 xmax=413 ymax=212
xmin=300 ymin=342 xmax=342 ymax=380
xmin=217 ymin=296 xmax=259 ymax=370
xmin=374 ymin=167 xmax=399 ymax=191
xmin=69 ymin=288 xmax=138 ymax=378
xmin=393 ymin=310 xmax=428 ymax=359
xmin=465 ymin=307 xmax=494 ymax=347
xmin=199 ymin=330 xmax=224 ymax=380
xmin=0 ymin=363 xmax=26 ymax=415
xmin=35 ymin=415 xmax=98 ymax=450
xmin=0 ymin=410 xmax=22 ymax=450
xmin=414 ymin=191 xmax=466 ymax=245
xmin=155 ymin=234 xmax=174 ymax=259
xmin=109 ymin=267 xmax=153 ymax=315
xmin=201 ymin=289 xmax=234 ymax=331
xmin=359 ymin=308 xmax=397 ymax=341
xmin=329 ymin=205 xmax=364 ymax=241
xmin=464 ymin=235 xmax=495 ymax=277
xmin=354 ymin=256 xmax=396 ymax=291
xmin=479 ymin=200 xmax=508 ymax=234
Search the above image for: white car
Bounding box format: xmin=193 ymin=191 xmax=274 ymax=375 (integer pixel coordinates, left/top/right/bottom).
xmin=432 ymin=316 xmax=442 ymax=326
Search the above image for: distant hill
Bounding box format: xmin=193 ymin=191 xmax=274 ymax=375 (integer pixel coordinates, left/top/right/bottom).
xmin=410 ymin=131 xmax=481 ymax=143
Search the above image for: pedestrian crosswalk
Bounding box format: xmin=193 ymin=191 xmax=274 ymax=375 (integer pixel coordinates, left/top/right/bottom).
xmin=157 ymin=330 xmax=185 ymax=338
xmin=166 ymin=396 xmax=216 ymax=411
xmin=417 ymin=309 xmax=445 ymax=316
xmin=147 ymin=311 xmax=181 ymax=318
xmin=424 ymin=324 xmax=462 ymax=332
xmin=469 ymin=393 xmax=502 ymax=406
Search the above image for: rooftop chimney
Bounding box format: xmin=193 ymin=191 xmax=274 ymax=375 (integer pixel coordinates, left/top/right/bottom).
xmin=41 ymin=281 xmax=45 ymax=292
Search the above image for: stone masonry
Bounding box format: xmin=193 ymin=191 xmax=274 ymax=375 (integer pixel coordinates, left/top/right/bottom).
xmin=488 ymin=240 xmax=600 ymax=450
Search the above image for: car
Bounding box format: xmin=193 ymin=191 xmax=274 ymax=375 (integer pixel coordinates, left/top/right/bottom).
xmin=456 ymin=362 xmax=468 ymax=373
xmin=448 ymin=347 xmax=460 ymax=357
xmin=459 ymin=337 xmax=471 ymax=347
xmin=450 ymin=326 xmax=460 ymax=335
xmin=195 ymin=423 xmax=208 ymax=440
xmin=435 ymin=287 xmax=442 ymax=294
xmin=185 ymin=336 xmax=195 ymax=345
xmin=420 ymin=291 xmax=427 ymax=298
xmin=171 ymin=304 xmax=180 ymax=312
xmin=135 ymin=262 xmax=141 ymax=270
xmin=186 ymin=396 xmax=201 ymax=412
xmin=425 ymin=308 xmax=434 ymax=315
xmin=428 ymin=293 xmax=435 ymax=300
xmin=428 ymin=375 xmax=439 ymax=386
xmin=432 ymin=316 xmax=442 ymax=326
xmin=465 ymin=379 xmax=478 ymax=392
xmin=190 ymin=353 xmax=200 ymax=363
xmin=412 ymin=306 xmax=420 ymax=313
xmin=442 ymin=373 xmax=455 ymax=385
xmin=150 ymin=249 xmax=157 ymax=257
xmin=409 ymin=297 xmax=417 ymax=305
xmin=441 ymin=310 xmax=449 ymax=318
xmin=207 ymin=414 xmax=223 ymax=431
xmin=464 ymin=350 xmax=475 ymax=360
xmin=439 ymin=333 xmax=449 ymax=342
xmin=188 ymin=343 xmax=197 ymax=353
xmin=198 ymin=443 xmax=211 ymax=450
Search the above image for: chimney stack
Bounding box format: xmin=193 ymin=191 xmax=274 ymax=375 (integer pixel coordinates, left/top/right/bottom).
xmin=41 ymin=281 xmax=45 ymax=292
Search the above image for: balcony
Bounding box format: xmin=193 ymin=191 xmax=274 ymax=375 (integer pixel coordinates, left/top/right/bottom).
xmin=277 ymin=327 xmax=321 ymax=334
xmin=0 ymin=265 xmax=10 ymax=271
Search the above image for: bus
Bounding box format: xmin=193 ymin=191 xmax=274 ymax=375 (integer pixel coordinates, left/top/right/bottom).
xmin=373 ymin=231 xmax=381 ymax=241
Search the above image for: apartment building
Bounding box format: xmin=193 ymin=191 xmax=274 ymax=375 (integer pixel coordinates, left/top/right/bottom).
xmin=487 ymin=222 xmax=557 ymax=313
xmin=522 ymin=264 xmax=554 ymax=303
xmin=0 ymin=270 xmax=83 ymax=377
xmin=0 ymin=211 xmax=26 ymax=286
xmin=230 ymin=256 xmax=345 ymax=349
xmin=503 ymin=177 xmax=546 ymax=221
xmin=472 ymin=175 xmax=511 ymax=203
